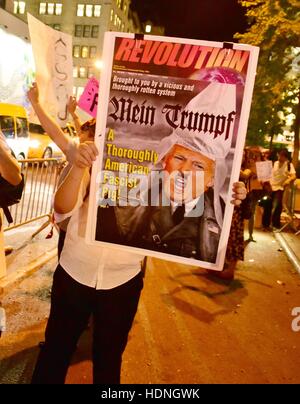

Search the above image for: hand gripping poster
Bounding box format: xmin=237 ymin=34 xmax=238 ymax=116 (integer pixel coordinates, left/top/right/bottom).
xmin=86 ymin=33 xmax=259 ymax=271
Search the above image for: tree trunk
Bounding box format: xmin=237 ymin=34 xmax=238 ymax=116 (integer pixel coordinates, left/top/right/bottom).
xmin=269 ymin=130 xmax=275 ymax=151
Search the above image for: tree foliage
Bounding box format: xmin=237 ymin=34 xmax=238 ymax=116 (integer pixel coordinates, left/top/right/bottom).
xmin=235 ymin=0 xmax=300 ymax=164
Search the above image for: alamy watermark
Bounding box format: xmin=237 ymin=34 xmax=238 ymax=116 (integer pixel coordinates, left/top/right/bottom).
xmin=291 ymin=307 xmax=300 ymax=332
xmin=95 ymin=169 xmax=205 ymax=218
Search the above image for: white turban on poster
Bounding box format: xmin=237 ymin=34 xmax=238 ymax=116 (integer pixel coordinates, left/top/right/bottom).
xmin=155 ymin=82 xmax=237 ymax=227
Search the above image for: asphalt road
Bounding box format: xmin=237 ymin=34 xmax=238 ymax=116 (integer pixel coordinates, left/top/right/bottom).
xmin=0 ymin=230 xmax=300 ymax=384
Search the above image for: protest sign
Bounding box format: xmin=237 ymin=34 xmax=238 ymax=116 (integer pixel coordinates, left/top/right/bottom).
xmin=78 ymin=77 xmax=99 ymax=117
xmin=256 ymin=160 xmax=273 ymax=182
xmin=86 ymin=33 xmax=259 ymax=270
xmin=27 ymin=13 xmax=73 ymax=127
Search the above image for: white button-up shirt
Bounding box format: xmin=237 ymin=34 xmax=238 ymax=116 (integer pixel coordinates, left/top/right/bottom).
xmin=54 ymin=170 xmax=143 ymax=290
xmin=271 ymin=161 xmax=296 ymax=191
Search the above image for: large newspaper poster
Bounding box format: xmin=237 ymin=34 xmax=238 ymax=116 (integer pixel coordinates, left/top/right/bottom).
xmin=27 ymin=13 xmax=73 ymax=127
xmin=86 ymin=33 xmax=259 ymax=271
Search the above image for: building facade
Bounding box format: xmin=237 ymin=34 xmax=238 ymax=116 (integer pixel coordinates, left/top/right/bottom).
xmin=9 ymin=1 xmax=139 ymax=97
xmin=0 ymin=4 xmax=35 ymax=108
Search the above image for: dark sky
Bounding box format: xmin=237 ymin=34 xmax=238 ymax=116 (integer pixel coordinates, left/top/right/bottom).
xmin=130 ymin=0 xmax=248 ymax=42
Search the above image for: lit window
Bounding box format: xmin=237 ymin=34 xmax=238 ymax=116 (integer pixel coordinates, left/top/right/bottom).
xmin=18 ymin=1 xmax=26 ymax=14
xmin=75 ymin=25 xmax=82 ymax=37
xmin=89 ymin=46 xmax=97 ymax=58
xmin=73 ymin=45 xmax=81 ymax=58
xmin=145 ymin=24 xmax=152 ymax=33
xmin=14 ymin=1 xmax=26 ymax=14
xmin=39 ymin=2 xmax=63 ymax=16
xmin=73 ymin=67 xmax=78 ymax=78
xmin=79 ymin=67 xmax=87 ymax=78
xmin=92 ymin=25 xmax=99 ymax=38
xmin=48 ymin=3 xmax=55 ymax=15
xmin=86 ymin=4 xmax=93 ymax=17
xmin=110 ymin=9 xmax=114 ymax=21
xmin=114 ymin=14 xmax=118 ymax=26
xmin=94 ymin=5 xmax=101 ymax=17
xmin=83 ymin=25 xmax=91 ymax=37
xmin=121 ymin=23 xmax=124 ymax=32
xmin=77 ymin=4 xmax=84 ymax=16
xmin=123 ymin=2 xmax=127 ymax=14
xmin=39 ymin=2 xmax=47 ymax=14
xmin=81 ymin=46 xmax=89 ymax=58
xmin=95 ymin=59 xmax=103 ymax=70
xmin=55 ymin=3 xmax=63 ymax=15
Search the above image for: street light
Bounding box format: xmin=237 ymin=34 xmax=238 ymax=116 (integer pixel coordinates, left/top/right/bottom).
xmin=95 ymin=59 xmax=103 ymax=70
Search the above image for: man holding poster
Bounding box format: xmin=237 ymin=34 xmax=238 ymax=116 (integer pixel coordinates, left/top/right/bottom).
xmin=28 ymin=32 xmax=255 ymax=384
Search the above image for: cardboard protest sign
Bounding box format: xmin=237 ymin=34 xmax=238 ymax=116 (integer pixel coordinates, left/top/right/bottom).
xmin=27 ymin=13 xmax=73 ymax=127
xmin=256 ymin=160 xmax=273 ymax=182
xmin=78 ymin=77 xmax=99 ymax=117
xmin=86 ymin=32 xmax=259 ymax=271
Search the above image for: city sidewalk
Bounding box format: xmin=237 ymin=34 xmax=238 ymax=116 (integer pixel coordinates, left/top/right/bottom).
xmin=280 ymin=232 xmax=300 ymax=262
xmin=0 ymin=228 xmax=300 ymax=384
xmin=0 ymin=219 xmax=58 ymax=290
xmin=275 ymin=230 xmax=300 ymax=275
xmin=1 ymin=218 xmax=300 ymax=291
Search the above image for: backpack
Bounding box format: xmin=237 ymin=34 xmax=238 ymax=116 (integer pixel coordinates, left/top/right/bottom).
xmin=0 ymin=174 xmax=24 ymax=223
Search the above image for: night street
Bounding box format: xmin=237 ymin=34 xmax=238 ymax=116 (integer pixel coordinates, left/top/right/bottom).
xmin=1 ymin=230 xmax=299 ymax=384
xmin=1 ymin=0 xmax=300 ymax=387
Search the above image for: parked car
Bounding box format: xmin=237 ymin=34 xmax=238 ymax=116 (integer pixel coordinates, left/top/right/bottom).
xmin=28 ymin=123 xmax=64 ymax=159
xmin=0 ymin=103 xmax=30 ymax=159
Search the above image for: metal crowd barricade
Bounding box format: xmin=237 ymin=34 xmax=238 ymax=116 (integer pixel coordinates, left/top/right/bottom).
xmin=3 ymin=158 xmax=65 ymax=237
xmin=278 ymin=181 xmax=300 ymax=234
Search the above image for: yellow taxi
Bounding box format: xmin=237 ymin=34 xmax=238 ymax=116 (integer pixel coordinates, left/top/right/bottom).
xmin=0 ymin=103 xmax=30 ymax=159
xmin=28 ymin=123 xmax=66 ymax=159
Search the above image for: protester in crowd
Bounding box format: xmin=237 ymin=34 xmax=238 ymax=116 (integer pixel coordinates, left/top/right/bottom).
xmin=207 ymin=163 xmax=252 ymax=281
xmin=0 ymin=130 xmax=24 ymax=331
xmin=56 ymin=118 xmax=96 ymax=258
xmin=262 ymin=148 xmax=296 ymax=230
xmin=66 ymin=95 xmax=83 ymax=135
xmin=0 ymin=129 xmax=24 ymax=250
xmin=242 ymin=147 xmax=273 ymax=241
xmin=28 ymin=84 xmax=94 ymax=257
xmin=27 ymin=83 xmax=78 ymax=164
xmin=56 ymin=97 xmax=94 ymax=258
xmin=28 ymin=83 xmax=246 ymax=384
xmin=0 ymin=130 xmax=23 ymax=187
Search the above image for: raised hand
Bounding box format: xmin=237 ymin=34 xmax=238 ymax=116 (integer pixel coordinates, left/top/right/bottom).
xmin=27 ymin=82 xmax=40 ymax=105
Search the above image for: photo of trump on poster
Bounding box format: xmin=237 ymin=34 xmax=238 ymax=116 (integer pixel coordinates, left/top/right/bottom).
xmin=86 ymin=32 xmax=259 ymax=271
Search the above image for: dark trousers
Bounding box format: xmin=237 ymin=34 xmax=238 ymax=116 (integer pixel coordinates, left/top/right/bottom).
xmin=31 ymin=265 xmax=143 ymax=384
xmin=248 ymin=189 xmax=266 ymax=238
xmin=262 ymin=190 xmax=284 ymax=229
xmin=57 ymin=230 xmax=66 ymax=260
